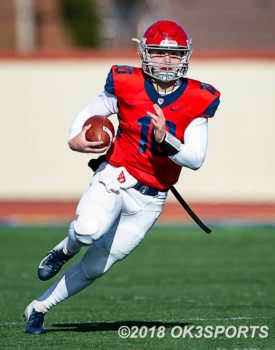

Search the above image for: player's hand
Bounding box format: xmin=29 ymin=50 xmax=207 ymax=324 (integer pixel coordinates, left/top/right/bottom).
xmin=69 ymin=125 xmax=108 ymax=153
xmin=147 ymin=104 xmax=166 ymax=143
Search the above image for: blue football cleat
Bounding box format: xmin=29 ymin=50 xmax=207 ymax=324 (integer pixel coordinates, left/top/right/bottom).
xmin=24 ymin=301 xmax=46 ymax=334
xmin=38 ymin=248 xmax=73 ymax=281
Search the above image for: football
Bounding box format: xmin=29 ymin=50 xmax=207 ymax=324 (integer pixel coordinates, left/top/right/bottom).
xmin=83 ymin=115 xmax=115 ymax=148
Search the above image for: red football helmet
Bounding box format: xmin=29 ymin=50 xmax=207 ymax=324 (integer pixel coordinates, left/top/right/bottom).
xmin=133 ymin=20 xmax=193 ymax=81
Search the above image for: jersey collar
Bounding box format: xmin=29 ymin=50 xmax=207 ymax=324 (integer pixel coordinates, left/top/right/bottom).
xmin=144 ymin=76 xmax=188 ymax=107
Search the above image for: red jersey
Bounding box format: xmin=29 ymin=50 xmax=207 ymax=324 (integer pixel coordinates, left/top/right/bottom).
xmin=105 ymin=65 xmax=220 ymax=190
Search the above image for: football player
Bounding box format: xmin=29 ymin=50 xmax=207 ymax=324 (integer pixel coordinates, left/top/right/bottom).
xmin=24 ymin=20 xmax=220 ymax=334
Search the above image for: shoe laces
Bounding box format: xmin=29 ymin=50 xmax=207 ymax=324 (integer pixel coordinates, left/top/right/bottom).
xmin=29 ymin=310 xmax=45 ymax=328
xmin=47 ymin=250 xmax=69 ymax=270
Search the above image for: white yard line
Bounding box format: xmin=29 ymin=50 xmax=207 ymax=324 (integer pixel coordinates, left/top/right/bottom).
xmin=0 ymin=315 xmax=272 ymax=326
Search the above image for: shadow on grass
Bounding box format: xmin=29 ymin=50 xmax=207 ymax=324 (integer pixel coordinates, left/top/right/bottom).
xmin=49 ymin=320 xmax=192 ymax=333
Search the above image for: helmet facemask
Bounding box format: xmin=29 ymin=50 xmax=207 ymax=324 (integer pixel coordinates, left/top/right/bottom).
xmin=139 ymin=42 xmax=192 ymax=82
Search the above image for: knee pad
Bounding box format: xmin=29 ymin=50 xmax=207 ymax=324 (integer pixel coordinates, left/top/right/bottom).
xmin=74 ymin=216 xmax=102 ymax=245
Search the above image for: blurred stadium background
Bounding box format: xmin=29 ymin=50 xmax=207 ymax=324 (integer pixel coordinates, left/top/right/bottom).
xmin=0 ymin=0 xmax=275 ymax=226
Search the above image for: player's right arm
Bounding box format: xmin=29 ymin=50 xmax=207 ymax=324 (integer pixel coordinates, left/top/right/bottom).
xmin=69 ymin=124 xmax=107 ymax=153
xmin=68 ymin=91 xmax=118 ymax=153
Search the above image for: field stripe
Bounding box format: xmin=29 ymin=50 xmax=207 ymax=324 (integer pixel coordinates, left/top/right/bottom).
xmin=0 ymin=201 xmax=274 ymax=227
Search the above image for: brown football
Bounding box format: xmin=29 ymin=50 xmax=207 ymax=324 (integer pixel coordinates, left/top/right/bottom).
xmin=83 ymin=115 xmax=115 ymax=148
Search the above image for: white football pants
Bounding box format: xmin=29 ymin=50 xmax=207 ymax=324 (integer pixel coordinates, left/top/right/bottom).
xmin=37 ymin=162 xmax=167 ymax=310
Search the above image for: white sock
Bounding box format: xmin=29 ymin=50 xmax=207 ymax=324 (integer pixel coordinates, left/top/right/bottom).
xmin=37 ymin=262 xmax=94 ymax=311
xmin=33 ymin=300 xmax=49 ymax=314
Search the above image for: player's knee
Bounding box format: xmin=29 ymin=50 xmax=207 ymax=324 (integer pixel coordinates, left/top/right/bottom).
xmin=91 ymin=247 xmax=126 ymax=278
xmin=80 ymin=242 xmax=126 ymax=280
xmin=81 ymin=244 xmax=109 ymax=279
xmin=109 ymin=246 xmax=127 ymax=262
xmin=74 ymin=216 xmax=102 ymax=245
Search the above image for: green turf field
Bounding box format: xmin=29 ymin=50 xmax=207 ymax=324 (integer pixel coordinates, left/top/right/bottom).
xmin=0 ymin=224 xmax=274 ymax=349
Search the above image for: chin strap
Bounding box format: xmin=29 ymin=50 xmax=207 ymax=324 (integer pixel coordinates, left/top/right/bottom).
xmin=88 ymin=155 xmax=211 ymax=234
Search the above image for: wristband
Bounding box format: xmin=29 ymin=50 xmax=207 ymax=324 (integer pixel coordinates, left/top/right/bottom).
xmin=158 ymin=131 xmax=181 ymax=156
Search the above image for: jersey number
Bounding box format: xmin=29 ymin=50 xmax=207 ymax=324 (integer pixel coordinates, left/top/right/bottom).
xmin=137 ymin=116 xmax=176 ymax=157
xmin=115 ymin=67 xmax=177 ymax=157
